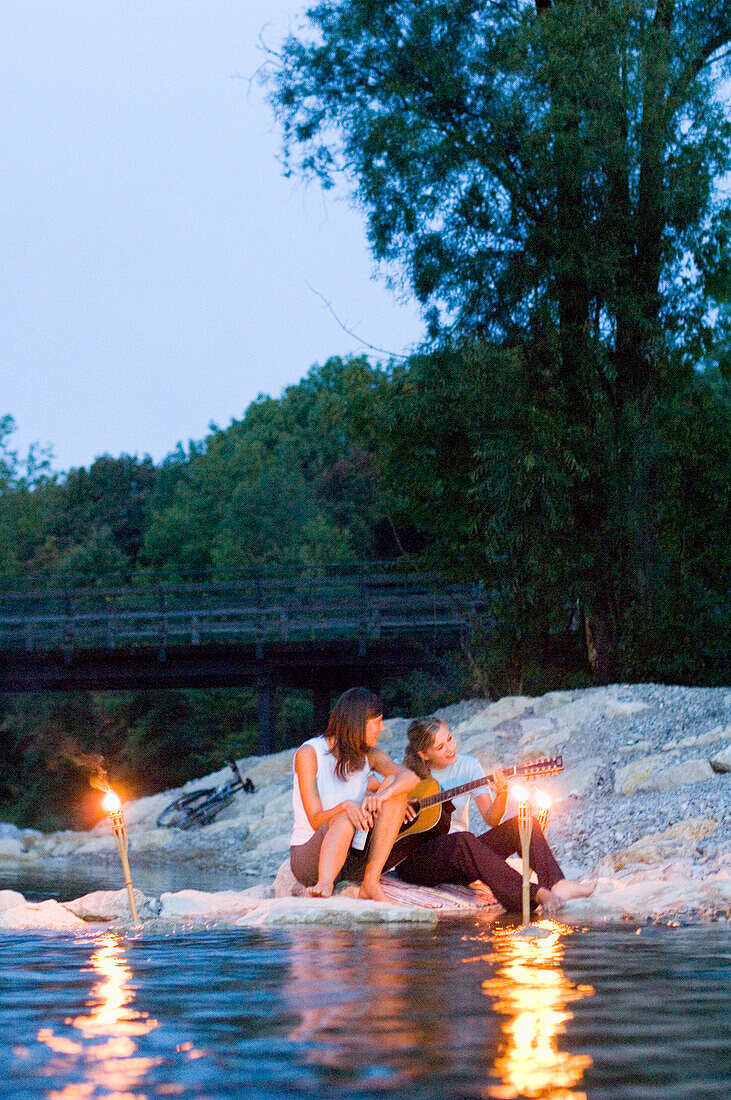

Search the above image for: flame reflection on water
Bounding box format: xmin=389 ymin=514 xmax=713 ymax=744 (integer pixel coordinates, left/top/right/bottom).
xmin=478 ymin=923 xmax=594 ymax=1100
xmin=37 ymin=933 xmax=161 ymax=1100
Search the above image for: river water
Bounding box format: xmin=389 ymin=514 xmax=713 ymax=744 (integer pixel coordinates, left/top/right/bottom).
xmin=1 ymin=914 xmax=728 ymax=1099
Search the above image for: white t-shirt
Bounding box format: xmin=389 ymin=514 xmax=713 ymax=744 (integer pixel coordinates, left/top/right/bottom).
xmin=430 ymin=753 xmax=489 ymax=832
xmin=290 ymin=736 xmax=370 ymax=846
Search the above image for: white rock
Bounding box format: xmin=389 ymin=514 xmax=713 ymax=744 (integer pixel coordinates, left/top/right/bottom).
xmin=615 ymin=755 xmax=715 ymax=795
xmin=73 ymin=835 xmax=118 ymax=858
xmin=43 ymin=831 xmax=94 ymax=857
xmin=531 ymin=692 xmax=575 ymax=717
xmin=234 ymin=896 xmax=438 ymax=927
xmin=709 ymin=743 xmax=731 ymax=773
xmin=273 ymin=860 xmax=307 ymax=898
xmin=550 ymin=761 xmax=600 ymax=799
xmin=0 ymin=890 xmax=26 ymax=911
xmin=698 ymin=724 xmax=729 ymax=745
xmin=245 ymin=751 xmax=297 ymax=786
xmin=0 ymin=837 xmax=23 ymax=860
xmin=604 ymin=698 xmax=650 ymax=717
xmin=520 ymin=718 xmax=554 ymax=739
xmin=615 ymin=739 xmax=651 ymax=755
xmin=274 ymin=862 xmax=305 ymax=897
xmin=159 ymin=887 xmax=270 ymax=919
xmin=248 ymin=832 xmax=291 ymax=859
xmin=64 ymin=889 xmax=157 ymax=921
xmin=0 ymin=900 xmax=87 ymax=930
xmin=486 ymin=696 xmax=534 ymax=722
xmin=608 ymin=818 xmax=719 ymax=870
xmin=131 ymin=828 xmax=184 ymax=853
xmin=4 ymin=683 xmax=728 ymax=927
xmin=120 ymin=792 xmax=181 ymax=830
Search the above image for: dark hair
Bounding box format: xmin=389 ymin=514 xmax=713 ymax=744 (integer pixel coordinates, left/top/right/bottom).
xmin=403 ymin=716 xmax=447 ymax=780
xmin=325 ymin=686 xmax=384 ymax=780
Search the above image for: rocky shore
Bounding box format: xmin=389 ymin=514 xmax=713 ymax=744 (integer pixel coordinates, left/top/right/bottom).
xmin=0 ymin=683 xmax=729 ymax=929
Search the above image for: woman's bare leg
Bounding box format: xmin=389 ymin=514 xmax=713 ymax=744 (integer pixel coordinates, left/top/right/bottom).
xmin=307 ymin=813 xmax=355 ymax=897
xmin=550 ymin=877 xmax=597 ymax=902
xmin=359 ymin=793 xmax=409 ymax=902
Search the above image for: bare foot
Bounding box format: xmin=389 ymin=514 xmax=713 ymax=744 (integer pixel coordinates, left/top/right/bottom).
xmin=358 ymin=877 xmax=392 ymax=903
xmin=551 ymin=877 xmax=597 ymax=902
xmin=536 ymin=886 xmax=564 ymax=916
xmin=306 ymin=880 xmax=334 ymax=898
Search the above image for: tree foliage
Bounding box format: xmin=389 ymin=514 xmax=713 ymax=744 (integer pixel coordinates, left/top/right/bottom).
xmin=269 ymin=0 xmax=731 ymax=681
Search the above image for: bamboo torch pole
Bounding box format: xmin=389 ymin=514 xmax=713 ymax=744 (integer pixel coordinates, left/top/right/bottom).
xmin=103 ymin=791 xmax=138 ymax=922
xmin=518 ymin=796 xmax=532 ymax=928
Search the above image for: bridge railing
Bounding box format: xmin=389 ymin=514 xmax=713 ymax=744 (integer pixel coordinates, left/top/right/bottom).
xmin=0 ymin=564 xmax=485 ymax=653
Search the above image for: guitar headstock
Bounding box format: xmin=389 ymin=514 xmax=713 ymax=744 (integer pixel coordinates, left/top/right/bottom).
xmin=517 ymin=755 xmax=563 ymax=779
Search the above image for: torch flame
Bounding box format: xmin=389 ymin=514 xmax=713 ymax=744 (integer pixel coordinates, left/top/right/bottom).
xmin=511 ymin=782 xmax=531 ymax=804
xmin=102 ymin=790 xmax=122 ymax=814
xmin=535 ymin=788 xmax=552 ymax=810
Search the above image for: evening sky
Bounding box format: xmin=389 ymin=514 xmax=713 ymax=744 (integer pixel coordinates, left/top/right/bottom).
xmin=1 ymin=1 xmax=424 ymax=473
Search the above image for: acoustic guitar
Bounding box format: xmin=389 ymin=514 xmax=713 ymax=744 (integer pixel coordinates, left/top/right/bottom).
xmin=382 ymin=755 xmax=563 ymax=870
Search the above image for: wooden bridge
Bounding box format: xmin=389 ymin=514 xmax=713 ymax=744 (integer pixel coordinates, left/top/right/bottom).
xmin=0 ymin=564 xmax=486 ymax=750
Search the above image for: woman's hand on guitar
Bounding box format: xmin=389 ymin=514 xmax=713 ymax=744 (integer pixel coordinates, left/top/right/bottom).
xmin=403 ymin=802 xmax=418 ymax=823
xmin=343 ymin=799 xmax=373 ymax=831
xmin=492 ymin=767 xmax=509 ymax=796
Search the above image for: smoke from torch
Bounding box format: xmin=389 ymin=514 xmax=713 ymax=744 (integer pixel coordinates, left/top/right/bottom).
xmin=57 ymin=740 xmax=111 ymax=796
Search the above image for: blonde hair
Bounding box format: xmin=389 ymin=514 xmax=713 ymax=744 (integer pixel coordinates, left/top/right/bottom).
xmin=403 ymin=716 xmax=447 ymax=780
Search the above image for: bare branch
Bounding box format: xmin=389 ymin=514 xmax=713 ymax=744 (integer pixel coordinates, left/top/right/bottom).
xmin=304 ymin=281 xmax=411 ymax=359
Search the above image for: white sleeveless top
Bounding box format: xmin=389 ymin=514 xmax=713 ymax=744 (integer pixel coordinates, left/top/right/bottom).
xmin=290 ymin=735 xmax=370 ymax=846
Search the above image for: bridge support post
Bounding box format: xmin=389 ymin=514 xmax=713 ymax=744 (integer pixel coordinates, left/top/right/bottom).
xmin=257 ymin=680 xmax=277 ymax=755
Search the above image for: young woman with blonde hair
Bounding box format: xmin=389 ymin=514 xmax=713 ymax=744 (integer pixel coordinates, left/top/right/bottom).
xmin=396 ymin=716 xmax=595 ymax=915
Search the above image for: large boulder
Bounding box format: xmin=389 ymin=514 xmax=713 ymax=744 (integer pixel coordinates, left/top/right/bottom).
xmin=158 ymin=885 xmax=272 ymax=920
xmin=64 ymin=888 xmax=159 ymax=921
xmin=0 ymin=837 xmax=23 ymax=860
xmin=0 ymin=890 xmax=26 ymax=912
xmin=273 ymin=859 xmax=307 ymax=898
xmin=615 ymin=755 xmax=715 ymax=795
xmin=605 ymin=818 xmax=719 ymax=871
xmin=0 ymin=899 xmax=87 ymax=930
xmin=233 ymin=896 xmax=438 ymax=927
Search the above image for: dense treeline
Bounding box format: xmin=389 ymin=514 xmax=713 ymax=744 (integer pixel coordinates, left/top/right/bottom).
xmin=0 ymin=346 xmax=728 ymax=828
xmin=0 ymin=358 xmax=463 ymax=829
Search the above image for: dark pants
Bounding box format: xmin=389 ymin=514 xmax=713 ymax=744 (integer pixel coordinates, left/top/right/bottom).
xmin=396 ymin=816 xmax=564 ymax=913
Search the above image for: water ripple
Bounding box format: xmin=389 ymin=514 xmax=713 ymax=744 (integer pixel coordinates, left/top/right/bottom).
xmin=0 ymin=922 xmax=728 ymax=1099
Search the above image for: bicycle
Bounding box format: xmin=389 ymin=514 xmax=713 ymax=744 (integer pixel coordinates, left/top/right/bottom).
xmin=157 ymin=759 xmax=256 ymax=829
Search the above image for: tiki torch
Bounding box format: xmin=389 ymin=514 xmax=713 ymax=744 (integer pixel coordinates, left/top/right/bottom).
xmin=535 ymin=789 xmax=552 ymax=833
xmin=514 ymin=785 xmax=533 ymax=928
xmin=512 ymin=783 xmax=551 ymax=939
xmin=101 ymin=789 xmax=138 ymax=922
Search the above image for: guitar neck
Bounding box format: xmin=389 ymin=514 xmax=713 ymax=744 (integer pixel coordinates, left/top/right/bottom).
xmin=413 ymin=766 xmax=519 ymax=810
xmin=412 ymin=758 xmax=562 ymax=810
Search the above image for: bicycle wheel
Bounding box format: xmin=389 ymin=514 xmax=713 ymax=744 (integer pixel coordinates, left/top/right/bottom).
xmin=157 ymin=787 xmax=216 ymax=828
xmin=180 ymin=789 xmax=236 ymax=829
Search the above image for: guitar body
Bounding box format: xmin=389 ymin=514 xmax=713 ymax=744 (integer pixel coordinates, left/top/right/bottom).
xmin=397 ymin=778 xmax=442 ymax=837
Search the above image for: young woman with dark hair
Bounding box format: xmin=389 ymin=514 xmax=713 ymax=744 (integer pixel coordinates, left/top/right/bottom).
xmin=290 ymin=686 xmax=418 ymax=902
xmin=397 ymin=716 xmax=595 ymax=915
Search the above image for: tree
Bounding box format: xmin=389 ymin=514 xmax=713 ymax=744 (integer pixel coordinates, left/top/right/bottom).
xmin=268 ymin=0 xmax=731 ymax=681
xmin=143 ymin=356 xmax=392 ymax=571
xmin=0 ymin=416 xmax=56 ymax=576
